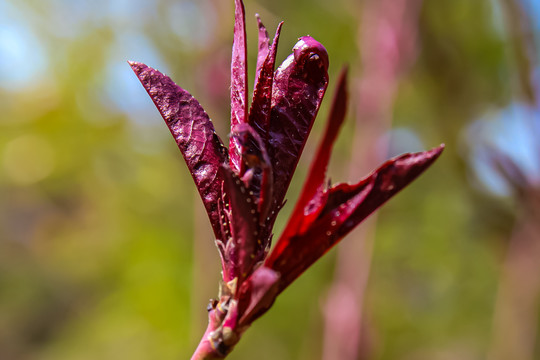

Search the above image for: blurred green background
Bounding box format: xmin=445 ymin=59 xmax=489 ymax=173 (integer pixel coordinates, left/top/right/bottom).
xmin=1 ymin=0 xmax=539 ymax=359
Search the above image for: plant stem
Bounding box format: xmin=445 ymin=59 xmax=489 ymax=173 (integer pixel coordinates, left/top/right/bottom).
xmin=191 ymin=312 xmax=226 ymax=360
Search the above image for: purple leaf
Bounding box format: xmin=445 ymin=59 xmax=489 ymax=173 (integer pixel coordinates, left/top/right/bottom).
xmin=237 ymin=266 xmax=280 ymax=327
xmin=266 ymin=145 xmax=445 ymax=291
xmin=229 ymin=123 xmax=274 ymax=226
xmin=220 ymin=165 xmax=260 ymax=282
xmin=283 ymin=67 xmax=348 ymax=237
xmin=249 ymin=21 xmax=283 ymax=140
xmin=264 ymin=36 xmax=329 ymax=234
xmin=230 ymin=0 xmax=249 ymax=174
xmin=254 ymin=14 xmax=270 ymax=85
xmin=129 ymin=61 xmax=228 ymax=241
xmin=245 ymin=21 xmax=283 ymax=224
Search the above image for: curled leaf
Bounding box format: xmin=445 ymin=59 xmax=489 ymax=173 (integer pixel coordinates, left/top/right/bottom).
xmin=265 ymin=36 xmax=329 ymax=232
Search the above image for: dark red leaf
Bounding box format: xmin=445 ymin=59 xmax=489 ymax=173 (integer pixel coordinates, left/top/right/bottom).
xmin=229 ymin=123 xmax=274 ymax=227
xmin=281 ymin=67 xmax=348 ymax=238
xmin=220 ymin=165 xmax=261 ymax=282
xmin=237 ymin=266 xmax=280 ymax=327
xmin=246 ymin=21 xmax=283 ymax=224
xmin=249 ymin=21 xmax=283 ymax=141
xmin=266 ymin=145 xmax=445 ymax=291
xmin=254 ymin=14 xmax=270 ymax=85
xmin=230 ymin=0 xmax=249 ymax=174
xmin=129 ymin=61 xmax=228 ymax=241
xmin=265 ymin=36 xmax=329 ymax=232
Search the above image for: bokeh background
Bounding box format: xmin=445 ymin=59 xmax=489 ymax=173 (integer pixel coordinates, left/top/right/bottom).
xmin=1 ymin=0 xmax=540 ymax=359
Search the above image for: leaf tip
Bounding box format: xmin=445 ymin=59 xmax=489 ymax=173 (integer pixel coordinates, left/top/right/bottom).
xmin=429 ymin=143 xmax=445 ymax=159
xmin=128 ymin=61 xmax=148 ymax=76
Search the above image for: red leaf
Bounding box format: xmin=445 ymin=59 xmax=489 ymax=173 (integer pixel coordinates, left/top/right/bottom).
xmin=281 ymin=67 xmax=348 ymax=238
xmin=129 ymin=61 xmax=228 ymax=241
xmin=266 ymin=145 xmax=445 ymax=291
xmin=254 ymin=14 xmax=270 ymax=86
xmin=230 ymin=0 xmax=249 ymax=174
xmin=249 ymin=21 xmax=283 ymax=141
xmin=237 ymin=266 xmax=280 ymax=327
xmin=220 ymin=166 xmax=261 ymax=282
xmin=265 ymin=36 xmax=329 ymax=233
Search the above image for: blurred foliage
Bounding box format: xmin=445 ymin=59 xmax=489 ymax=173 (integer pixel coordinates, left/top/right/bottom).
xmin=0 ymin=0 xmax=538 ymax=359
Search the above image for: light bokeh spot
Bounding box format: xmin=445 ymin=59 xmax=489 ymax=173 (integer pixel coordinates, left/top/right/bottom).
xmin=3 ymin=134 xmax=56 ymax=185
